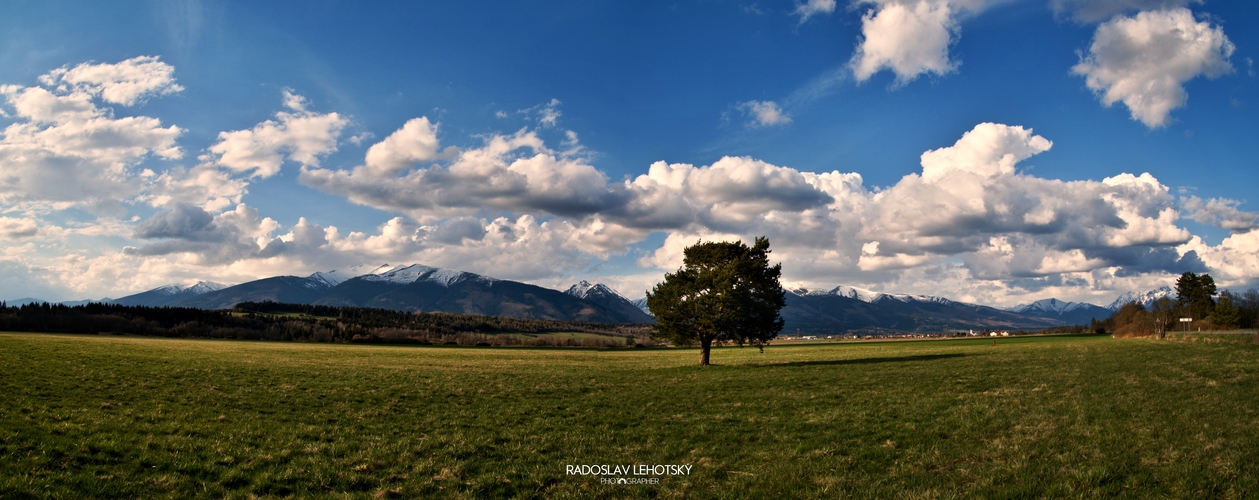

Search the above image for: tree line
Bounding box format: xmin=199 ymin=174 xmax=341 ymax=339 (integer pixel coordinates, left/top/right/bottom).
xmin=0 ymin=301 xmax=650 ymax=346
xmin=1095 ymin=272 xmax=1259 ymax=337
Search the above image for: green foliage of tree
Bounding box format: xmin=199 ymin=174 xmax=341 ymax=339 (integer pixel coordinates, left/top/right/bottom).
xmin=1175 ymin=272 xmax=1217 ymax=321
xmin=645 ymin=237 xmax=785 ymax=366
xmin=1211 ymin=292 xmax=1241 ymax=330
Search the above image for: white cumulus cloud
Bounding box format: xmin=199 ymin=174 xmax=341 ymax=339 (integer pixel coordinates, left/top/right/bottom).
xmin=739 ymin=100 xmax=792 ymax=127
xmin=261 ymin=214 xmax=601 ymax=283
xmin=1181 ymin=196 xmax=1259 ymax=231
xmin=0 ymin=58 xmax=183 ymax=212
xmin=1072 ymin=8 xmax=1234 ymax=128
xmin=849 ymin=0 xmax=973 ymax=85
xmin=1180 ymin=232 xmax=1259 ymax=283
xmin=919 ymin=122 xmax=1053 ymax=182
xmin=362 ymin=117 xmax=452 ymax=176
xmin=201 ymin=89 xmax=348 ymax=177
xmin=613 ymin=157 xmax=834 ymax=231
xmin=853 ymin=123 xmax=1191 ymax=279
xmin=0 ymin=217 xmax=39 ymax=239
xmin=124 ymin=203 xmax=281 ymax=265
xmin=301 ymin=125 xmax=617 ymax=222
xmin=39 ymin=55 xmax=184 ymax=106
xmin=144 ymin=164 xmax=250 ymax=212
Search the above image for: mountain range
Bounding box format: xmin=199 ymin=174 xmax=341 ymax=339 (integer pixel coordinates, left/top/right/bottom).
xmin=8 ymin=264 xmax=1181 ymax=332
xmin=101 ymin=264 xmax=644 ymax=323
xmin=1002 ymin=298 xmax=1114 ymax=326
xmin=780 ymin=285 xmax=1060 ymax=334
xmin=111 ymin=281 xmax=228 ymax=307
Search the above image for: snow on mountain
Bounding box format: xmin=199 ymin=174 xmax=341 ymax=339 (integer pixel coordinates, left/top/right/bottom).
xmin=360 ymin=264 xmax=492 ymax=287
xmin=1001 ymin=297 xmax=1113 ymax=325
xmin=833 ymin=285 xmax=893 ymax=302
xmin=1005 ymin=298 xmax=1099 ymax=315
xmin=1107 ymin=286 xmax=1175 ymax=310
xmin=111 ymin=280 xmax=232 ymax=307
xmin=563 ymin=280 xmax=628 ymax=301
xmin=147 ymin=281 xmax=229 ymax=296
xmin=308 ymin=264 xmax=393 ymax=287
xmin=564 ymin=280 xmax=597 ymax=298
xmin=561 ymin=280 xmax=654 ymax=322
xmin=184 ymin=281 xmax=229 ymax=295
xmin=147 ymin=284 xmax=186 ymax=296
xmin=631 ymin=298 xmax=650 ymax=315
xmin=790 ymin=285 xmax=952 ymax=305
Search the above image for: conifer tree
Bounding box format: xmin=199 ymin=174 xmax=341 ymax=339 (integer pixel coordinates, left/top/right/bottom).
xmin=645 ymin=237 xmax=785 ymax=366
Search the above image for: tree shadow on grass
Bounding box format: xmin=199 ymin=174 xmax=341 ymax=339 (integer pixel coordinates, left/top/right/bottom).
xmin=756 ymin=353 xmax=966 ymax=368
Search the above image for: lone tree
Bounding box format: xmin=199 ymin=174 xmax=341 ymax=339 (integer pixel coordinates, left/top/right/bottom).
xmin=645 ymin=237 xmax=785 ymax=366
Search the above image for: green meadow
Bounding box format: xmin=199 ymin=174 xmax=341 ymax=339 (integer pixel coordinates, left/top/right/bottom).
xmin=2 ymin=332 xmax=1257 ymax=498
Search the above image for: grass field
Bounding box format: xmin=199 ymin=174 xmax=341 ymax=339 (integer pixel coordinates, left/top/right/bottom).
xmin=2 ymin=332 xmax=1258 ymax=498
xmin=495 ymin=331 xmax=634 ymax=346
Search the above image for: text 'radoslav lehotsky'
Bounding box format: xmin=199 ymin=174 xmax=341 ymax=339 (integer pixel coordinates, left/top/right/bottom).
xmin=566 ymin=464 xmax=693 ymax=476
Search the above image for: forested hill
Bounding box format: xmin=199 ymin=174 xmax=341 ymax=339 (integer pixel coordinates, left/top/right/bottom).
xmin=0 ymin=301 xmax=649 ymax=346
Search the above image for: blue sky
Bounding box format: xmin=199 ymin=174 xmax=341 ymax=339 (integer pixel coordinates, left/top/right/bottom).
xmin=0 ymin=0 xmax=1255 ymax=306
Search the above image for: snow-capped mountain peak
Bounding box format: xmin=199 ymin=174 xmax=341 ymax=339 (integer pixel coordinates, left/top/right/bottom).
xmin=561 ymin=281 xmax=653 ymax=322
xmin=151 ymin=281 xmax=229 ymax=296
xmin=829 ymin=285 xmax=890 ymax=302
xmin=308 ymin=263 xmax=393 ymax=287
xmin=184 ymin=281 xmax=228 ymax=295
xmin=789 ymin=285 xmax=952 ymax=305
xmin=1005 ymin=298 xmax=1099 ymax=315
xmin=1107 ymin=286 xmax=1175 ymax=310
xmin=359 ymin=264 xmax=492 ymax=287
xmin=564 ymin=280 xmax=627 ymax=301
xmin=149 ymin=284 xmax=186 ymax=296
xmin=565 ymin=280 xmax=597 ymax=297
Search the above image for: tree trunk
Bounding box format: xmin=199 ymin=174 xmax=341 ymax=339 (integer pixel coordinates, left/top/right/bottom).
xmin=699 ymin=338 xmax=712 ymax=366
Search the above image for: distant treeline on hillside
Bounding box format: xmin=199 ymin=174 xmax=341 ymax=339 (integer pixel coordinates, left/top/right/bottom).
xmin=0 ymin=301 xmax=651 ymax=346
